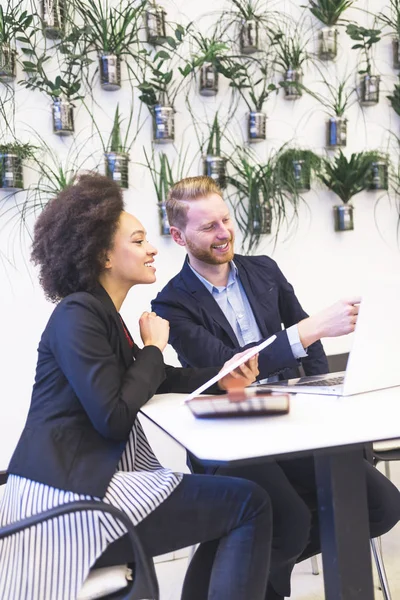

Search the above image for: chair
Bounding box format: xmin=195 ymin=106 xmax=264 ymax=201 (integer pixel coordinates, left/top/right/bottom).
xmin=0 ymin=471 xmax=159 ymax=600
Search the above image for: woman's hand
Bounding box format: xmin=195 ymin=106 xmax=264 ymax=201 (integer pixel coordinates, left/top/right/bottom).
xmin=218 ymin=351 xmax=259 ymax=392
xmin=139 ymin=311 xmax=170 ymax=352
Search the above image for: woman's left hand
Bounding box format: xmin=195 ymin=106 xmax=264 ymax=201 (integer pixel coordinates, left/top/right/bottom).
xmin=218 ymin=351 xmax=259 ymax=392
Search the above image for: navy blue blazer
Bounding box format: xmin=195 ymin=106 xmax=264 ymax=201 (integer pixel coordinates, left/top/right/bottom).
xmin=8 ymin=285 xmax=219 ymax=497
xmin=152 ymin=254 xmax=329 ymax=380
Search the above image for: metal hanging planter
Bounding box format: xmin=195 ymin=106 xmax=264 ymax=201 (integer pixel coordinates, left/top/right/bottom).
xmin=318 ymin=27 xmax=338 ymax=61
xmin=282 ymin=68 xmax=303 ymax=100
xmin=52 ymin=98 xmax=74 ymax=136
xmin=41 ymin=0 xmax=65 ymax=40
xmin=145 ymin=5 xmax=167 ymax=45
xmin=326 ymin=117 xmax=347 ymax=148
xmin=0 ymin=153 xmax=23 ymax=190
xmin=392 ymin=38 xmax=400 ymax=70
xmin=152 ymin=104 xmax=175 ymax=143
xmin=368 ymin=160 xmax=389 ymax=191
xmin=239 ymin=19 xmax=259 ymax=54
xmin=360 ymin=74 xmax=380 ymax=106
xmin=158 ymin=202 xmax=171 ymax=235
xmin=247 ymin=111 xmax=266 ymax=143
xmin=334 ymin=204 xmax=354 ymax=231
xmin=0 ymin=44 xmax=17 ymax=83
xmin=199 ymin=63 xmax=219 ymax=96
xmin=250 ymin=200 xmax=272 ymax=235
xmin=104 ymin=152 xmax=129 ymax=189
xmin=203 ymin=155 xmax=227 ymax=189
xmin=99 ymin=54 xmax=121 ymax=91
xmin=292 ymin=159 xmax=310 ymax=192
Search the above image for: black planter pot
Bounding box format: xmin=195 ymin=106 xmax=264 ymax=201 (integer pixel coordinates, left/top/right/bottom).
xmin=152 ymin=104 xmax=174 ymax=143
xmin=145 ymin=5 xmax=167 ymax=45
xmin=250 ymin=201 xmax=272 ymax=235
xmin=318 ymin=27 xmax=337 ymax=61
xmin=368 ymin=160 xmax=389 ymax=191
xmin=41 ymin=0 xmax=65 ymax=40
xmin=247 ymin=111 xmax=266 ymax=143
xmin=326 ymin=117 xmax=347 ymax=148
xmin=105 ymin=152 xmax=129 ymax=189
xmin=52 ymin=99 xmax=74 ymax=136
xmin=239 ymin=19 xmax=259 ymax=54
xmin=203 ymin=155 xmax=227 ymax=189
xmin=282 ymin=68 xmax=303 ymax=100
xmin=360 ymin=74 xmax=380 ymax=106
xmin=158 ymin=202 xmax=170 ymax=235
xmin=392 ymin=38 xmax=400 ymax=70
xmin=199 ymin=63 xmax=218 ymax=96
xmin=0 ymin=44 xmax=17 ymax=83
xmin=99 ymin=54 xmax=121 ymax=91
xmin=0 ymin=153 xmax=23 ymax=190
xmin=334 ymin=204 xmax=354 ymax=231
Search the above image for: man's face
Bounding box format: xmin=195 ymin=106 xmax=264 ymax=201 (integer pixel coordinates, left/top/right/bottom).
xmin=180 ymin=193 xmax=235 ymax=265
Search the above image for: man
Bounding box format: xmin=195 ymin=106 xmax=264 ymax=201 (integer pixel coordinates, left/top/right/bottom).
xmin=152 ymin=176 xmax=400 ymax=600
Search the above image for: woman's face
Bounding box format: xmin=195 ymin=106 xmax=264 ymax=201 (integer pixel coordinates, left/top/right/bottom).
xmin=105 ymin=211 xmax=158 ymax=286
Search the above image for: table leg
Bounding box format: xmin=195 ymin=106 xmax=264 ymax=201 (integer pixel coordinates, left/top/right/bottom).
xmin=315 ymin=446 xmax=374 ymax=600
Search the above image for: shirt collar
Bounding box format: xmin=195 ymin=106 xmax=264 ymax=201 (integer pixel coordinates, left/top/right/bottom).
xmin=188 ymin=260 xmax=238 ymax=293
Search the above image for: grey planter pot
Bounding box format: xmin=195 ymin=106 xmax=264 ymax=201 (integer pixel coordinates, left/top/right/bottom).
xmin=292 ymin=159 xmax=310 ymax=192
xmin=360 ymin=74 xmax=380 ymax=106
xmin=240 ymin=19 xmax=259 ymax=54
xmin=41 ymin=0 xmax=65 ymax=40
xmin=368 ymin=160 xmax=389 ymax=191
xmin=105 ymin=152 xmax=129 ymax=189
xmin=318 ymin=27 xmax=337 ymax=61
xmin=145 ymin=5 xmax=167 ymax=45
xmin=326 ymin=117 xmax=347 ymax=148
xmin=99 ymin=54 xmax=121 ymax=91
xmin=0 ymin=153 xmax=23 ymax=190
xmin=250 ymin=201 xmax=272 ymax=235
xmin=152 ymin=104 xmax=174 ymax=143
xmin=158 ymin=202 xmax=171 ymax=236
xmin=199 ymin=63 xmax=219 ymax=96
xmin=334 ymin=204 xmax=354 ymax=231
xmin=247 ymin=111 xmax=266 ymax=143
xmin=52 ymin=99 xmax=74 ymax=136
xmin=282 ymin=68 xmax=303 ymax=100
xmin=0 ymin=44 xmax=17 ymax=83
xmin=203 ymin=155 xmax=227 ymax=189
xmin=392 ymin=38 xmax=400 ymax=70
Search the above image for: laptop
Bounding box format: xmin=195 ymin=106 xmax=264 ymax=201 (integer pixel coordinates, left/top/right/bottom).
xmin=255 ymin=279 xmax=400 ymax=397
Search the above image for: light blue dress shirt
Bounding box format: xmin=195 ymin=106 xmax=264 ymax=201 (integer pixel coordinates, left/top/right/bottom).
xmin=189 ymin=261 xmax=307 ymax=364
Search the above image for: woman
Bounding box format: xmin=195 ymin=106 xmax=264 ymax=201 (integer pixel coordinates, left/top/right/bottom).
xmin=0 ymin=173 xmax=272 ymax=600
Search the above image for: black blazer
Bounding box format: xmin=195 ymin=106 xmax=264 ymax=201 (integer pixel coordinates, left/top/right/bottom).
xmin=8 ymin=286 xmax=219 ymax=497
xmin=152 ymin=254 xmax=329 ymax=380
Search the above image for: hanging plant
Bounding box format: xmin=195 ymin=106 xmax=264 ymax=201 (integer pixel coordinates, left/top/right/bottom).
xmin=103 ymin=105 xmax=135 ymax=189
xmin=378 ymin=0 xmax=400 ymax=69
xmin=308 ymin=0 xmax=355 ymax=60
xmin=363 ymin=151 xmax=390 ymax=191
xmin=0 ymin=0 xmax=34 ymax=84
xmin=202 ymin=113 xmax=227 ymax=189
xmin=75 ymin=0 xmax=146 ymax=91
xmin=226 ymin=0 xmax=272 ymax=54
xmin=346 ymin=23 xmax=381 ymax=106
xmin=145 ymin=1 xmax=167 ymax=46
xmin=41 ymin=0 xmax=65 ymax=40
xmin=387 ymin=76 xmax=400 ymax=118
xmin=317 ymin=150 xmax=372 ymax=230
xmin=275 ymin=147 xmax=321 ymax=195
xmin=0 ymin=141 xmax=34 ymax=190
xmin=271 ymin=27 xmax=309 ymax=100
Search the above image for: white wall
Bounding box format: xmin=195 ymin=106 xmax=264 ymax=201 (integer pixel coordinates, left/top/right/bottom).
xmin=1 ymin=0 xmax=400 ymax=467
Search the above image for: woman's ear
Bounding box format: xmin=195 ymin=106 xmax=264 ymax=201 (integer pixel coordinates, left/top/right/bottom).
xmin=169 ymin=226 xmax=187 ymax=247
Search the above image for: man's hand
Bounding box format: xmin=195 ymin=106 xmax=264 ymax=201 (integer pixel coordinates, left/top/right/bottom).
xmin=218 ymin=351 xmax=260 ymax=392
xmin=298 ymin=296 xmax=361 ymax=348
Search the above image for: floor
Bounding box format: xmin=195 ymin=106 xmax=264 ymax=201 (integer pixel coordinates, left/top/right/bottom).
xmin=155 ymin=462 xmax=400 ymax=600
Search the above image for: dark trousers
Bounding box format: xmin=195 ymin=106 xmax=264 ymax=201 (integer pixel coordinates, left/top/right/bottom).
xmin=96 ymin=473 xmax=272 ymax=600
xmin=192 ymin=454 xmax=400 ymax=599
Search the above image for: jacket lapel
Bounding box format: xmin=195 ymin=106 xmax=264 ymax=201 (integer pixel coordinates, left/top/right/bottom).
xmin=92 ymin=284 xmax=134 ymax=369
xmin=181 ymin=257 xmax=239 ymax=346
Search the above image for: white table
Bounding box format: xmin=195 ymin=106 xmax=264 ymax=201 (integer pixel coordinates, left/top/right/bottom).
xmin=141 ymin=386 xmax=400 ymax=600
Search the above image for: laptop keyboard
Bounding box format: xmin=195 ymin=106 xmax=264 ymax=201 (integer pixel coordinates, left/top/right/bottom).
xmin=297 ymin=376 xmax=344 ymax=387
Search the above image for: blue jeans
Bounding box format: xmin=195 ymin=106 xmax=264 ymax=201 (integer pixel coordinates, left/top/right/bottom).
xmin=100 ymin=473 xmax=273 ymax=600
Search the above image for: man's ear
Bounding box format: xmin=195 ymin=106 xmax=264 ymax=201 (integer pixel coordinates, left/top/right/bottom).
xmin=170 ymin=226 xmax=186 ymax=247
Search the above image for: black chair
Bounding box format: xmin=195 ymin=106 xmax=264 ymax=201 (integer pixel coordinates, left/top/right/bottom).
xmin=0 ymin=471 xmax=159 ymax=600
